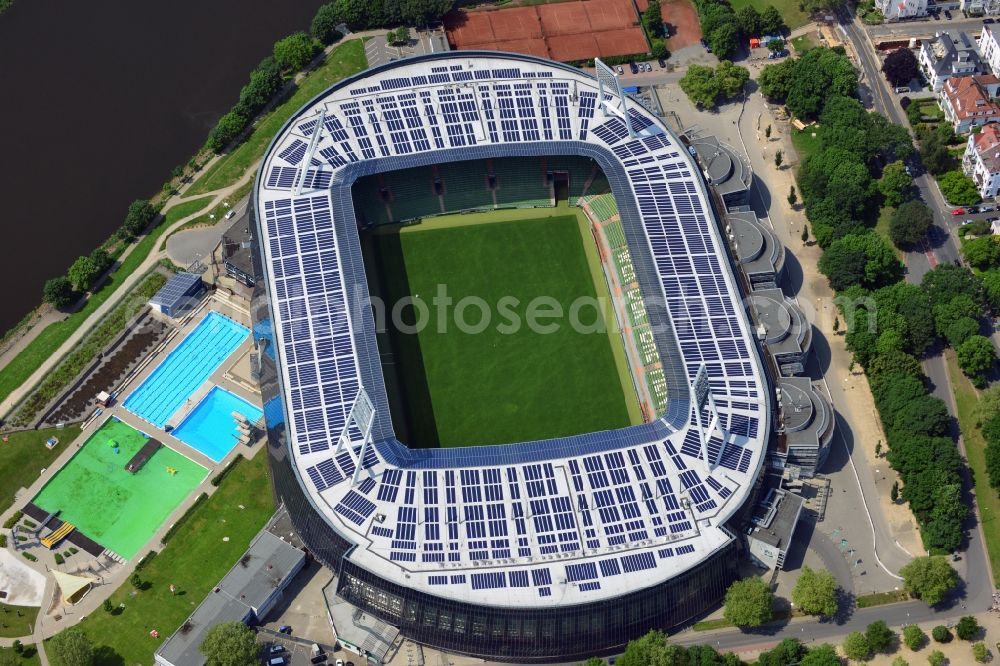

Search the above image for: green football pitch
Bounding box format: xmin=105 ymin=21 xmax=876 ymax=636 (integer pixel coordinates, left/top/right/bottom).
xmin=364 ymin=208 xmax=642 ymax=448
xmin=33 ymin=418 xmax=206 ymax=558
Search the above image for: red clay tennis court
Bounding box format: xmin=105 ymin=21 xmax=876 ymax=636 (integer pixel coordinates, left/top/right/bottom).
xmin=445 ymin=0 xmax=648 ymax=61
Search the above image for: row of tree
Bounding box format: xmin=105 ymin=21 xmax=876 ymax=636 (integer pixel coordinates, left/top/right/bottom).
xmin=42 ymin=199 xmax=158 ymax=309
xmin=313 ymin=0 xmax=453 ymax=33
xmin=763 ymin=46 xmax=982 ymax=551
xmin=578 ymin=630 xmax=742 ymax=665
xmin=690 ymin=0 xmax=786 ymax=60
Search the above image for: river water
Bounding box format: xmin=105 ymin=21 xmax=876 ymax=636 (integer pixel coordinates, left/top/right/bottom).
xmin=0 ymin=0 xmax=328 ymax=332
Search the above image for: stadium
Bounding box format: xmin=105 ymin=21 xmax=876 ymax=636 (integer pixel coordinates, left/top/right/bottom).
xmin=251 ymin=52 xmax=770 ymax=662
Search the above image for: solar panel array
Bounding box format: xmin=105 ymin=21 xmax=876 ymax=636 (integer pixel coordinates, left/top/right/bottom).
xmin=255 ymin=54 xmax=767 ymax=605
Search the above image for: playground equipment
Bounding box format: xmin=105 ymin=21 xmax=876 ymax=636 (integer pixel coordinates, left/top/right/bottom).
xmin=165 ymin=466 xmax=177 ymax=475
xmin=124 ymin=438 xmax=162 ymax=474
xmin=41 ymin=521 xmax=76 ymax=549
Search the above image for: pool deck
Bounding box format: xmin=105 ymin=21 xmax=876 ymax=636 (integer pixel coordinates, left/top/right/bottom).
xmin=0 ymin=295 xmax=268 ymax=649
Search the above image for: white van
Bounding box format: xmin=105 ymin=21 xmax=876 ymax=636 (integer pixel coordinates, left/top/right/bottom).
xmin=894 ymin=86 xmax=910 ymax=93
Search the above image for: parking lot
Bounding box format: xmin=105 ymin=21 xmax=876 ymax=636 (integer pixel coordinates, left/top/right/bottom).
xmin=364 ymin=28 xmax=450 ymax=68
xmin=260 ymin=632 xmax=353 ymax=666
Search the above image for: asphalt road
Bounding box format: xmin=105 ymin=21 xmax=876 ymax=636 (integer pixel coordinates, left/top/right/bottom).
xmin=866 ymin=14 xmax=989 ymax=40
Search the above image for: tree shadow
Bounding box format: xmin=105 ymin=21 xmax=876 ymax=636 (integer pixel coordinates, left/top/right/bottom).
xmin=93 ymin=645 xmax=125 ymax=666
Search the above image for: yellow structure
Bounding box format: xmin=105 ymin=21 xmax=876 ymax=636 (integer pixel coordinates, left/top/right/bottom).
xmin=41 ymin=521 xmax=75 ymax=549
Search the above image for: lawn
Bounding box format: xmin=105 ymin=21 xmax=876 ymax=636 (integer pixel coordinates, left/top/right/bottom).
xmin=0 ymin=603 xmax=39 ymax=639
xmin=66 ymin=450 xmax=274 ymax=666
xmin=366 ymin=209 xmax=641 ymax=447
xmin=729 ymin=0 xmax=810 ymax=29
xmin=945 ymin=351 xmax=1000 ymax=581
xmin=32 ymin=418 xmax=206 ymax=559
xmin=0 ymin=424 xmax=82 ymax=514
xmin=0 ymin=196 xmax=212 ymax=409
xmin=186 ymin=39 xmax=367 ymax=197
xmin=876 ymin=206 xmax=903 ymax=260
xmin=0 ymin=644 xmax=40 ymax=665
xmin=790 ymin=33 xmax=817 ymax=53
xmin=791 ymin=127 xmax=823 ymax=164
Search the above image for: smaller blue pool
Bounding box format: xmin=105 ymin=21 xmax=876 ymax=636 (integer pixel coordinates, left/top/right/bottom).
xmin=172 ymin=387 xmax=264 ymax=463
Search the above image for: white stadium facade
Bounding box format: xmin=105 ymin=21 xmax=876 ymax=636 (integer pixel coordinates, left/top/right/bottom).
xmin=251 ymin=52 xmax=772 ymax=662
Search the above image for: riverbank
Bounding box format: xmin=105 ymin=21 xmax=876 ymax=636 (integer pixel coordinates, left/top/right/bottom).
xmin=0 ymin=38 xmax=368 ymax=424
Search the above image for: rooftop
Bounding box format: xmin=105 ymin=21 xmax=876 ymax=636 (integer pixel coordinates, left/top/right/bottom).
xmin=973 ymin=122 xmax=1000 ymax=175
xmin=924 ymin=30 xmax=983 ymax=77
xmin=942 ymin=74 xmax=1000 ymax=121
xmin=749 ymin=484 xmax=803 ymax=549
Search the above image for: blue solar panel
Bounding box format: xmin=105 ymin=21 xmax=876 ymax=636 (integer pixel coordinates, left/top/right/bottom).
xmin=566 ymin=562 xmax=598 ymax=582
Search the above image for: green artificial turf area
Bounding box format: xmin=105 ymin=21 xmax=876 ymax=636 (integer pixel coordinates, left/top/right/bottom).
xmin=33 ymin=418 xmax=206 ymax=558
xmin=0 ymin=424 xmax=82 ymax=514
xmin=61 ymin=451 xmax=274 ymax=666
xmin=365 ymin=208 xmax=641 ymax=448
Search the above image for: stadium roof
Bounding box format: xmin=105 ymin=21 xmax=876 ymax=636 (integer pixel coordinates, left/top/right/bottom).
xmin=253 ymin=52 xmax=770 ymax=607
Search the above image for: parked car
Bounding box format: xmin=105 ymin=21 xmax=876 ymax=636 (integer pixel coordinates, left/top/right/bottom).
xmin=963 ymin=218 xmax=976 ymax=225
xmin=967 ymin=205 xmax=980 ymax=214
xmin=269 ymin=645 xmax=286 ymax=654
xmin=981 ymin=204 xmax=995 ymax=212
xmin=944 ymin=9 xmax=952 ymax=18
xmin=616 ymin=65 xmax=623 ymax=75
xmin=986 ymin=17 xmax=996 ymax=23
xmin=278 ymin=625 xmax=293 ymax=635
xmin=629 ymin=61 xmax=638 ymax=74
xmin=952 ymin=207 xmax=966 ymax=215
xmin=658 ymin=57 xmax=667 ymax=68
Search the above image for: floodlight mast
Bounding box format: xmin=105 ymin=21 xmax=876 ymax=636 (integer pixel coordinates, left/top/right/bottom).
xmin=334 ymin=386 xmax=377 ymax=485
xmin=594 ymin=58 xmax=636 ymax=139
xmin=294 ymin=108 xmax=326 ymax=196
xmin=690 ymin=363 xmax=728 ymax=472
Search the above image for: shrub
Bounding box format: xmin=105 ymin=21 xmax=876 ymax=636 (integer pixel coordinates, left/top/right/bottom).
xmin=2 ymin=511 xmax=22 ymax=529
xmin=54 ymin=552 xmax=64 ymax=565
xmin=928 ymin=649 xmax=945 ymax=666
xmin=973 ymin=641 xmax=989 ymax=662
xmin=956 ymin=615 xmax=979 ymax=640
xmin=903 ymin=624 xmax=926 ymax=651
xmin=22 ymin=552 xmax=37 ymax=562
xmin=932 ymin=625 xmax=951 ymax=643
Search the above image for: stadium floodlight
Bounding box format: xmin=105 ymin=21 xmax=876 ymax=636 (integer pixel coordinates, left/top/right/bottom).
xmin=334 ymin=385 xmax=376 ymax=485
xmin=594 ymin=58 xmax=635 ymax=139
xmin=690 ymin=363 xmax=727 ymax=470
xmin=294 ymin=108 xmax=326 ymax=196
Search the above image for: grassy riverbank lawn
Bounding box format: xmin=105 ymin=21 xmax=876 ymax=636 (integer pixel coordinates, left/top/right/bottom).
xmin=0 ymin=196 xmax=212 ymax=408
xmin=0 ymin=424 xmax=82 ymax=514
xmin=946 ymin=351 xmax=1000 ymax=580
xmin=63 ymin=450 xmax=274 ymax=665
xmin=186 ymin=38 xmax=367 ymax=196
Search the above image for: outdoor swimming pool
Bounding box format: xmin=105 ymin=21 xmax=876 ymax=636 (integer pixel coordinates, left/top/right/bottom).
xmin=172 ymin=387 xmax=264 ymax=463
xmin=123 ymin=311 xmax=248 ymax=427
xmin=33 ymin=417 xmax=206 ymax=559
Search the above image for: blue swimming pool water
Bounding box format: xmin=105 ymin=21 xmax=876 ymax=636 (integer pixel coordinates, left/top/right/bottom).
xmin=123 ymin=312 xmax=248 ymax=427
xmin=171 ymin=387 xmax=264 ymax=462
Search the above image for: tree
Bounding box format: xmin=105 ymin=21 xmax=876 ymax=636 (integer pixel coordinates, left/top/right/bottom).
xmin=50 ymin=628 xmax=95 ymax=666
xmin=43 ymin=276 xmax=75 ymax=308
xmin=928 ymin=649 xmax=945 ymax=666
xmin=765 ymin=124 xmax=772 ymax=139
xmin=580 ymin=659 xmax=604 ymax=666
xmin=680 ymin=64 xmax=721 ymax=107
xmin=802 ymin=225 xmax=809 ymax=243
xmin=888 ymin=200 xmax=931 ymax=247
xmin=963 ymin=235 xmax=1000 ymax=270
xmin=200 ymin=621 xmax=259 ymax=666
xmin=842 ymin=631 xmax=871 ymax=662
xmin=799 ymin=147 xmax=874 ymax=223
xmin=273 ymin=32 xmax=318 ymax=72
xmin=774 ymin=150 xmax=783 ymax=168
xmin=800 ymin=644 xmax=841 ymax=666
xmin=723 ymin=577 xmax=773 ymax=627
xmin=919 ymin=130 xmax=953 ymax=175
xmin=881 ymin=161 xmax=914 ymax=208
xmin=932 ymin=625 xmax=951 ymax=642
xmin=903 ymin=624 xmax=926 ymax=651
xmin=786 ymin=47 xmax=858 ymax=120
xmin=819 ymin=233 xmax=901 ymax=291
xmin=986 ymin=439 xmax=1000 ymax=489
xmin=922 ymin=263 xmax=983 ymax=307
xmin=973 ymin=641 xmax=989 ymax=662
xmin=883 ymin=48 xmax=919 ymax=87
xmin=757 ymin=639 xmax=807 ymax=666
xmin=714 ymin=60 xmax=750 ymax=97
xmin=207 ymin=110 xmax=248 ymax=153
xmin=758 ymin=58 xmax=797 ymax=101
xmin=735 ymin=5 xmax=762 ymax=35
xmin=67 ymin=255 xmax=99 ymax=293
xmin=958 ymin=335 xmax=996 ymax=385
xmin=939 ymin=170 xmax=982 ymax=206
xmin=956 ymin=615 xmax=980 ymax=641
xmin=945 ymin=317 xmax=979 ymax=348
xmin=788 ymin=186 xmax=797 ymax=206
xmin=709 ymin=22 xmax=740 ymax=60
xmin=130 ymin=573 xmax=143 ymax=589
xmin=866 ymin=619 xmax=895 ymax=653
xmin=102 ymin=598 xmax=113 ymax=613
xmin=891 ymin=480 xmax=899 ymax=502
xmin=123 ymin=198 xmax=157 ymax=237
xmin=901 ymin=556 xmax=959 ymax=605
xmin=616 ymin=630 xmax=668 ymax=666
xmin=760 ymin=5 xmax=786 ymax=34
xmin=791 ymin=566 xmax=838 ymax=617
xmin=312 ymin=3 xmax=344 ymax=44
xmin=892 ymin=658 xmax=909 ymax=666
xmin=650 ymin=39 xmax=669 ymax=59
xmin=643 ymin=0 xmax=664 ymax=37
